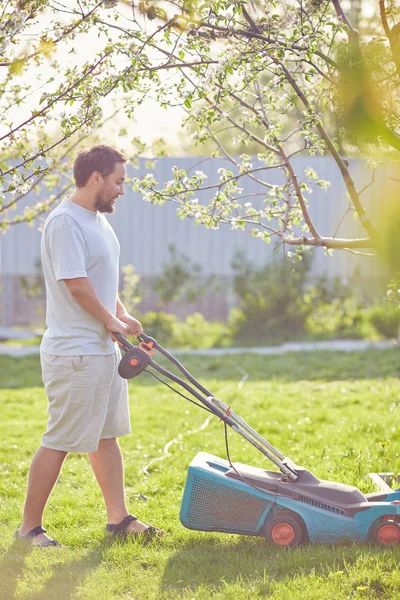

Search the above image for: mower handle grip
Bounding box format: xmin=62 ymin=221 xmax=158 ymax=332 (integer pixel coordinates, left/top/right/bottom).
xmin=112 ymin=331 xmax=152 ymax=351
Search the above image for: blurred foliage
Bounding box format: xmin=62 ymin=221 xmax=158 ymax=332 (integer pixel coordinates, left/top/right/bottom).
xmin=19 ymin=259 xmax=44 ymax=298
xmin=152 ymin=244 xmax=215 ymax=308
xmin=128 ymin=310 xmax=229 ymax=349
xmin=305 ymin=296 xmax=373 ymax=340
xmin=387 ymin=272 xmax=400 ymax=305
xmin=139 ymin=310 xmax=177 ymax=342
xmin=377 ymin=195 xmax=400 ymax=270
xmin=229 ymin=250 xmax=314 ymax=342
xmin=120 ymin=264 xmax=142 ymax=314
xmin=367 ymin=302 xmax=400 ymax=339
xmin=119 ymin=250 xmax=400 ymax=347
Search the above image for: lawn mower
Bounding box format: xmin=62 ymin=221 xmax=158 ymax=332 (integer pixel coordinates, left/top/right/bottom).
xmin=114 ymin=332 xmax=400 ymax=547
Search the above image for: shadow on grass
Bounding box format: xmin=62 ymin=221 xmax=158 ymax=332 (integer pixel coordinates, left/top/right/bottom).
xmin=0 ymin=540 xmax=31 ymax=600
xmin=0 ymin=538 xmax=107 ymax=600
xmin=158 ymin=537 xmax=396 ymax=598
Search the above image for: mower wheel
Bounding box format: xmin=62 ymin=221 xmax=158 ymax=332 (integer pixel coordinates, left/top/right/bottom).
xmin=264 ymin=512 xmax=304 ymax=548
xmin=369 ymin=520 xmax=400 ymax=546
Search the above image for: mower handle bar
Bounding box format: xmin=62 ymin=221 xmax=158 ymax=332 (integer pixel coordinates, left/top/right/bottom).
xmin=113 ymin=331 xmax=214 ymax=398
xmin=113 ymin=331 xmax=146 ymax=349
xmin=112 ymin=331 xmax=298 ymax=481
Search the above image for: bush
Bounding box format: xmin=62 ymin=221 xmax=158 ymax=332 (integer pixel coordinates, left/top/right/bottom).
xmin=172 ymin=313 xmax=230 ymax=349
xmin=139 ymin=311 xmax=177 ymax=345
xmin=230 ymin=251 xmax=313 ymax=342
xmin=229 ymin=254 xmax=385 ymax=344
xmin=387 ymin=273 xmax=400 ymax=305
xmin=304 ymin=296 xmax=374 ymax=339
xmin=152 ymin=244 xmax=218 ymax=309
xmin=137 ymin=312 xmax=230 ymax=349
xmin=367 ymin=302 xmax=400 ymax=339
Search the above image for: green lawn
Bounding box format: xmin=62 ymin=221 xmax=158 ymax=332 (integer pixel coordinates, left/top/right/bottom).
xmin=0 ymin=348 xmax=400 ymax=600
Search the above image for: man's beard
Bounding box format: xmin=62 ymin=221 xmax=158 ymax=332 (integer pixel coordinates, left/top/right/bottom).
xmin=94 ymin=191 xmax=116 ymax=214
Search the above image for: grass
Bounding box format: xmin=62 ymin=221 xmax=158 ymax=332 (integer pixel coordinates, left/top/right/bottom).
xmin=0 ymin=338 xmax=42 ymax=347
xmin=0 ymin=348 xmax=400 ymax=599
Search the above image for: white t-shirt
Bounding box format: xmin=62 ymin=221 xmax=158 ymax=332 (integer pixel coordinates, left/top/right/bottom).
xmin=40 ymin=198 xmax=120 ymax=355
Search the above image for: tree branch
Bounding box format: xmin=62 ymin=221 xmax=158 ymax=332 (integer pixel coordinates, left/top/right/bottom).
xmin=330 ymin=0 xmax=358 ymax=39
xmin=275 ymin=57 xmax=379 ymax=243
xmin=282 ymin=236 xmax=374 ymax=249
xmin=253 ymin=80 xmax=321 ymax=240
xmin=0 ymin=52 xmax=110 ymax=144
xmin=379 ymin=0 xmax=392 ymax=41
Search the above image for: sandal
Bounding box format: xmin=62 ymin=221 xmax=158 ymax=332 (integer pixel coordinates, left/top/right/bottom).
xmin=106 ymin=514 xmax=163 ymax=538
xmin=14 ymin=526 xmax=61 ymax=547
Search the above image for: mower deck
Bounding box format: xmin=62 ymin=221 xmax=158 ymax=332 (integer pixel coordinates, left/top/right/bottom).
xmin=180 ymin=452 xmax=400 ymax=545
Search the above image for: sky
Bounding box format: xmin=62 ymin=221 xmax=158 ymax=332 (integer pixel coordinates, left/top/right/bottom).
xmin=1 ymin=1 xmax=187 ymax=156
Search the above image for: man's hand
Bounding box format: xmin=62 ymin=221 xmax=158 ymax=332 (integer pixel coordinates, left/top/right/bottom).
xmin=118 ymin=314 xmax=143 ymax=337
xmin=105 ymin=315 xmax=130 ymax=336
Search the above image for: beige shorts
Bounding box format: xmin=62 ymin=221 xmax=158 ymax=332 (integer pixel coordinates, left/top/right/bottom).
xmin=40 ymin=350 xmax=130 ymax=453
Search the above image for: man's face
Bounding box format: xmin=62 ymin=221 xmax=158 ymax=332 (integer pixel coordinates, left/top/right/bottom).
xmin=94 ymin=161 xmax=126 ymax=213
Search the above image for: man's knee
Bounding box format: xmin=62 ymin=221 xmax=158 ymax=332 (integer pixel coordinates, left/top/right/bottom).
xmin=39 ymin=446 xmax=68 ymax=458
xmin=100 ymin=437 xmax=117 ymax=444
xmin=92 ymin=438 xmax=117 ymax=451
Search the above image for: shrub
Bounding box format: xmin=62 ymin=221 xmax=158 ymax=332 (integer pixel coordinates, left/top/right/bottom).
xmin=172 ymin=313 xmax=230 ymax=349
xmin=120 ymin=265 xmax=142 ymax=314
xmin=139 ymin=311 xmax=177 ymax=345
xmin=230 ymin=251 xmax=313 ymax=342
xmin=367 ymin=302 xmax=400 ymax=339
xmin=152 ymin=244 xmax=218 ymax=309
xmin=387 ymin=273 xmax=400 ymax=306
xmin=152 ymin=244 xmax=201 ymax=307
xmin=304 ymin=296 xmax=373 ymax=339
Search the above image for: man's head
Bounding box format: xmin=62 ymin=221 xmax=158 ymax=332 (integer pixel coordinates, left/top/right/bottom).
xmin=73 ymin=145 xmax=127 ymax=213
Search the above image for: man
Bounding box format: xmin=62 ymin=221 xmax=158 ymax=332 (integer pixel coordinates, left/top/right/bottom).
xmin=15 ymin=145 xmax=162 ymax=546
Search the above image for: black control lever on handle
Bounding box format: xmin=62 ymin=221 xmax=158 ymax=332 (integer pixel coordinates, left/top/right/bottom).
xmin=112 ymin=331 xmax=153 ymax=379
xmin=137 ymin=332 xmax=157 ymax=348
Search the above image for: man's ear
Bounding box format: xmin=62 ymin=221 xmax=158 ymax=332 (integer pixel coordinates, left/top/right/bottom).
xmin=91 ymin=171 xmax=101 ymax=184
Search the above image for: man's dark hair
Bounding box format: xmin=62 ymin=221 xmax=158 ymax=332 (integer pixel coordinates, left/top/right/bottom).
xmin=73 ymin=145 xmax=127 ymax=187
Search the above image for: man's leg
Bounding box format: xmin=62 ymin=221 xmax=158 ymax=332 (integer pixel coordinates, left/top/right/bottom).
xmin=18 ymin=446 xmax=67 ymax=543
xmin=88 ymin=438 xmax=151 ymax=534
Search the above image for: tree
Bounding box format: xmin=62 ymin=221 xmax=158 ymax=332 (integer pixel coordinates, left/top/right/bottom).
xmin=1 ymin=0 xmax=400 ymax=270
xmin=0 ymin=0 xmax=158 ymax=227
xmin=387 ymin=273 xmax=400 ymax=304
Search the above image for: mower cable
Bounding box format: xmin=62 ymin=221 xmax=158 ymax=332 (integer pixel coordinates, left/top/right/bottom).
xmin=144 ymin=367 xmax=283 ymax=496
xmin=146 ymin=367 xmax=272 ymax=494
xmin=145 ymin=368 xmax=284 ymax=496
xmin=143 ymin=369 xmax=216 ymax=416
xmin=224 ymin=422 xmax=279 ymax=497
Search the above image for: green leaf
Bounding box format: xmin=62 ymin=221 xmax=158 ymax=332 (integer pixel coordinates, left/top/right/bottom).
xmin=9 ymin=59 xmax=26 ymax=76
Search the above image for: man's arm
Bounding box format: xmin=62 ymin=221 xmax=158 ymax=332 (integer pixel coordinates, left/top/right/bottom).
xmin=116 ymin=296 xmax=143 ymax=337
xmin=116 ymin=297 xmax=128 ymax=318
xmin=64 ymin=278 xmax=129 ymax=335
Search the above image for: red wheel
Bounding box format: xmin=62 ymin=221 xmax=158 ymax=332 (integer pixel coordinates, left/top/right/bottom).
xmin=374 ymin=522 xmax=400 ymax=546
xmin=264 ymin=512 xmax=304 ymax=548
